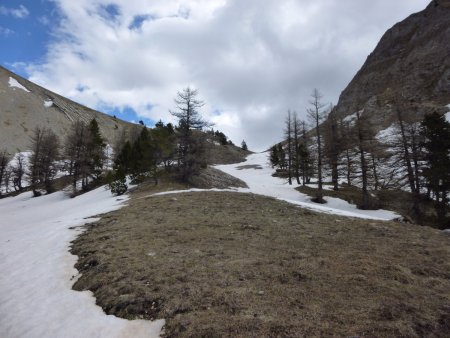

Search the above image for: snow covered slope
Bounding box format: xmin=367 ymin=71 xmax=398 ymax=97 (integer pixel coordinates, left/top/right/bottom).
xmin=0 ymin=187 xmax=164 ymax=338
xmin=215 ymin=152 xmax=399 ymax=221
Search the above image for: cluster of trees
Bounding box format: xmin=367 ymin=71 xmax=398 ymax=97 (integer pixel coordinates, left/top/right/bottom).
xmin=271 ymin=88 xmax=450 ymax=223
xmin=110 ymin=87 xmax=239 ymax=193
xmin=0 ymin=118 xmax=107 ymax=198
xmin=64 ymin=119 xmax=106 ymax=193
xmin=206 ymin=129 xmax=248 ymax=151
xmin=1 ymin=87 xmax=238 ymax=199
xmin=111 ymin=121 xmax=176 ymax=194
xmin=270 ymin=112 xmax=312 ymax=187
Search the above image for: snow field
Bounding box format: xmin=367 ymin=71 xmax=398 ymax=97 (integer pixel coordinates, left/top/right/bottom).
xmin=0 ymin=187 xmax=164 ymax=338
xmin=214 ymin=152 xmax=399 ymax=221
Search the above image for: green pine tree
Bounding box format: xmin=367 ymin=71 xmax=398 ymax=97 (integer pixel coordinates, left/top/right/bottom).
xmin=421 ymin=112 xmax=450 ymax=223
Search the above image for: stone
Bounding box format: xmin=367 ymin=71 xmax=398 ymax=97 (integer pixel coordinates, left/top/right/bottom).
xmin=332 ymin=2 xmax=450 ymax=131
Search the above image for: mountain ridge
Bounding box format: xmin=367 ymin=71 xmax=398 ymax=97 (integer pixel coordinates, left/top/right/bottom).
xmin=0 ymin=65 xmax=136 ymax=155
xmin=332 ymin=0 xmax=450 ymax=127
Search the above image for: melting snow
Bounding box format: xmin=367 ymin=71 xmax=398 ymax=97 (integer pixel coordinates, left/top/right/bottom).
xmin=376 ymin=124 xmax=397 ymax=143
xmin=343 ymin=112 xmax=357 ymax=124
xmin=214 ymin=152 xmax=399 ymax=221
xmin=44 ymin=99 xmax=53 ymax=108
xmin=8 ymin=76 xmax=30 ymax=92
xmin=0 ymin=187 xmax=164 ymax=338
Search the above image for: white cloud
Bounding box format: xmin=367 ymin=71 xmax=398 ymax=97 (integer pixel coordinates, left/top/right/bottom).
xmin=25 ymin=0 xmax=429 ymax=151
xmin=0 ymin=26 xmax=14 ymax=37
xmin=38 ymin=16 xmax=50 ymax=26
xmin=0 ymin=5 xmax=29 ymax=18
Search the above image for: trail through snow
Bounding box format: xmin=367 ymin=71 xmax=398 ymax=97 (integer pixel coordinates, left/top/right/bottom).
xmin=0 ymin=187 xmax=164 ymax=338
xmin=214 ymin=152 xmax=399 ymax=221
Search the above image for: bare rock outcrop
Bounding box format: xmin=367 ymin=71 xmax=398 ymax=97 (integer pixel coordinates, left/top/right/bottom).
xmin=333 ymin=0 xmax=450 ymax=128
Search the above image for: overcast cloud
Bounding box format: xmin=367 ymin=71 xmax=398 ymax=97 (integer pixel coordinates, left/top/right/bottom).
xmin=25 ymin=0 xmax=429 ymax=151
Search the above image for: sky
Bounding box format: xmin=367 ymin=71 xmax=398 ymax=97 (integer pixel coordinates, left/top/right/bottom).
xmin=0 ymin=0 xmax=430 ymax=151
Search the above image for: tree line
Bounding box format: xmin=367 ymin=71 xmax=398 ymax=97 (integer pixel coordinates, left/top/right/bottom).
xmin=0 ymin=87 xmax=243 ymax=198
xmin=0 ymin=118 xmax=108 ymax=197
xmin=270 ymin=89 xmax=450 ymax=225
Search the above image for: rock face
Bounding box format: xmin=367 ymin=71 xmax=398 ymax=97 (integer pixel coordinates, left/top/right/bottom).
xmin=0 ymin=66 xmax=136 ymax=155
xmin=333 ymin=0 xmax=450 ymax=127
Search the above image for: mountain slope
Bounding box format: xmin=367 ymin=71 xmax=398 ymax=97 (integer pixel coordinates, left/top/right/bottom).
xmin=333 ymin=0 xmax=450 ymax=127
xmin=0 ymin=66 xmax=136 ymax=155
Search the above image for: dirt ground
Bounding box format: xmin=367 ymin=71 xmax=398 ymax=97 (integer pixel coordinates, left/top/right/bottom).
xmin=71 ymin=188 xmax=450 ymax=337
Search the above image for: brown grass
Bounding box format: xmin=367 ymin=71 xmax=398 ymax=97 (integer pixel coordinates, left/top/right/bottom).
xmin=71 ymin=189 xmax=450 ymax=337
xmin=205 ymin=143 xmax=251 ymax=165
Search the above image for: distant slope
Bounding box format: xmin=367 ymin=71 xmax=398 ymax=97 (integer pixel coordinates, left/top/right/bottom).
xmin=332 ymin=0 xmax=450 ymax=128
xmin=0 ymin=65 xmax=136 ymax=154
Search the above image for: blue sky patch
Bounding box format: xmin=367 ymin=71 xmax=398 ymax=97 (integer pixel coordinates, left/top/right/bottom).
xmin=128 ymin=14 xmax=153 ymax=30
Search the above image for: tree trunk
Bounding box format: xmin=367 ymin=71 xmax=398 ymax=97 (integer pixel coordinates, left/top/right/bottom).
xmin=371 ymin=153 xmax=379 ymax=191
xmin=397 ymin=107 xmax=416 ymax=193
xmin=345 ymin=149 xmax=351 ymax=186
xmin=356 ymin=111 xmax=369 ymax=209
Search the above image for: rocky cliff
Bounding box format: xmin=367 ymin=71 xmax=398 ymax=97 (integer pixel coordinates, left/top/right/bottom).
xmin=0 ymin=66 xmax=136 ymax=155
xmin=333 ymin=0 xmax=450 ymax=127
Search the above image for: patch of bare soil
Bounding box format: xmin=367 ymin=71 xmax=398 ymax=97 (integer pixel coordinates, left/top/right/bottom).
xmin=236 ymin=164 xmax=263 ymax=170
xmin=188 ymin=167 xmax=247 ymax=189
xmin=205 ymin=143 xmax=251 ymax=165
xmin=71 ymin=191 xmax=450 ymax=337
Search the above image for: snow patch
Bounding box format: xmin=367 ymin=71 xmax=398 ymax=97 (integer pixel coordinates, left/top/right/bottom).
xmin=44 ymin=99 xmax=53 ymax=108
xmin=376 ymin=124 xmax=397 ymax=143
xmin=214 ymin=152 xmax=400 ymax=221
xmin=0 ymin=187 xmax=164 ymax=337
xmin=343 ymin=112 xmax=357 ymax=123
xmin=8 ymin=77 xmax=30 ymax=92
xmin=445 ymin=112 xmax=450 ymax=123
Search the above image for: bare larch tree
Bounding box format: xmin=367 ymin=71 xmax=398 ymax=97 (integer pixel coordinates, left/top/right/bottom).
xmin=307 ymin=88 xmax=327 ymax=203
xmin=170 ymin=87 xmax=211 ymax=181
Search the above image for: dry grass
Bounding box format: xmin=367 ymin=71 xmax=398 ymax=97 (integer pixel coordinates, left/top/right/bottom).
xmin=205 ymin=143 xmax=251 ymax=165
xmin=71 ymin=189 xmax=450 ymax=337
xmin=188 ymin=167 xmax=247 ymax=189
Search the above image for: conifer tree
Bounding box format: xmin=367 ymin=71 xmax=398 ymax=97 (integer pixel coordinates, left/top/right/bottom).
xmin=278 ymin=143 xmax=287 ymax=170
xmin=12 ymin=153 xmax=25 ymax=192
xmin=269 ymin=144 xmax=280 ymax=168
xmin=87 ymin=118 xmax=106 ymax=179
xmin=298 ymin=142 xmax=311 ymax=185
xmin=151 ymin=121 xmax=176 ymax=169
xmin=170 ymin=87 xmax=211 ymax=181
xmin=285 ymin=110 xmax=293 ymax=185
xmin=323 ymin=108 xmax=341 ymax=191
xmin=421 ymin=112 xmax=450 ymax=222
xmin=29 ymin=127 xmax=59 ymax=196
xmin=0 ymin=149 xmax=10 ymax=196
xmin=355 ymin=110 xmax=370 ymax=209
xmin=307 ymin=89 xmax=327 ymax=203
xmin=292 ymin=112 xmax=301 ymax=185
xmin=65 ymin=119 xmax=106 ymax=193
xmin=241 ymin=140 xmax=248 ymax=151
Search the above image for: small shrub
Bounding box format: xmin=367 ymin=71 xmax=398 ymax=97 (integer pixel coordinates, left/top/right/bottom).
xmin=109 ymin=177 xmax=128 ymax=196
